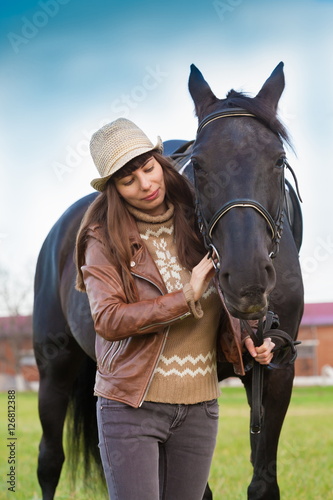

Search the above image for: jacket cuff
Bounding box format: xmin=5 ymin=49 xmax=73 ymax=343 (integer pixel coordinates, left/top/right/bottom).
xmin=183 ymin=283 xmax=203 ymax=319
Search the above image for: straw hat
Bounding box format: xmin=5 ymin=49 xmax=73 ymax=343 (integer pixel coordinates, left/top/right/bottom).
xmin=90 ymin=118 xmax=163 ymax=191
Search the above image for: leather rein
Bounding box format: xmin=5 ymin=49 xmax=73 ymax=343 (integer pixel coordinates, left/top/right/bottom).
xmin=193 ymin=108 xmax=301 ymax=433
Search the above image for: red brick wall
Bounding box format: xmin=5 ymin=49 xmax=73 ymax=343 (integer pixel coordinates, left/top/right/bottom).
xmin=295 ymin=325 xmax=333 ymax=376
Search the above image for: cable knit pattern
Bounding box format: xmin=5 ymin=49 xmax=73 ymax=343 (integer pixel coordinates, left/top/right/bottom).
xmin=127 ymin=203 xmax=221 ymax=404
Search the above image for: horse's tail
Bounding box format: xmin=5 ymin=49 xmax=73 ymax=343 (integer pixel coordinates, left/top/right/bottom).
xmin=66 ymin=354 xmax=106 ymax=490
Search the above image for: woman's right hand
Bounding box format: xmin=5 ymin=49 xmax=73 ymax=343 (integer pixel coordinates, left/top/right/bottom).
xmin=190 ymin=254 xmax=216 ymax=301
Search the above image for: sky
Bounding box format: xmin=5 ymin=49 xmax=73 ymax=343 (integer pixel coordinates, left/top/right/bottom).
xmin=0 ymin=0 xmax=333 ymax=314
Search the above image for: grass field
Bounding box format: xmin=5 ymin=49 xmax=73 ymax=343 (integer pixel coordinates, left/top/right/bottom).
xmin=0 ymin=387 xmax=332 ymax=500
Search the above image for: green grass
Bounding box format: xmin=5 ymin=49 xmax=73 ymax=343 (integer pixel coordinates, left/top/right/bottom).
xmin=0 ymin=387 xmax=332 ymax=499
xmin=209 ymin=386 xmax=333 ymax=499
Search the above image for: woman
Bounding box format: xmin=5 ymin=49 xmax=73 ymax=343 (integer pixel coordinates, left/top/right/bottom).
xmin=75 ymin=118 xmax=274 ymax=500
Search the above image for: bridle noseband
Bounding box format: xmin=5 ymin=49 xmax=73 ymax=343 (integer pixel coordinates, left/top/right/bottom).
xmin=193 ymin=108 xmax=300 ymax=268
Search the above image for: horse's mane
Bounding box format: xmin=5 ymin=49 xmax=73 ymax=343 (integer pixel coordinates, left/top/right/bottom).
xmin=222 ymin=89 xmax=292 ymax=149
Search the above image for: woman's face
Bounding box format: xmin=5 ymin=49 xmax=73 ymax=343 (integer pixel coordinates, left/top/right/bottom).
xmin=114 ymin=157 xmax=167 ymax=216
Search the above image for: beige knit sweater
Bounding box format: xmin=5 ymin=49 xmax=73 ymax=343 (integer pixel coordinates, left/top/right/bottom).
xmin=127 ymin=203 xmax=221 ymax=404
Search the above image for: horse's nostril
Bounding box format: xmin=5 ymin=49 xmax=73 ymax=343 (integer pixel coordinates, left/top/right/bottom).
xmin=221 ymin=272 xmax=230 ymax=285
xmin=265 ymin=262 xmax=276 ymax=285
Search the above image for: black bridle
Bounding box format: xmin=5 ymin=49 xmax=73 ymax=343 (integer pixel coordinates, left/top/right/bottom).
xmin=193 ymin=108 xmax=301 ymax=269
xmin=193 ymin=108 xmax=302 ymax=433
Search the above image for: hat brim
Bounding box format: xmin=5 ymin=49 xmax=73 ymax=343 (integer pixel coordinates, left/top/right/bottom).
xmin=90 ymin=136 xmax=163 ymax=192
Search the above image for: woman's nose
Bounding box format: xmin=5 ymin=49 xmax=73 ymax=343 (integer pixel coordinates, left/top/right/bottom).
xmin=139 ymin=174 xmax=151 ymax=190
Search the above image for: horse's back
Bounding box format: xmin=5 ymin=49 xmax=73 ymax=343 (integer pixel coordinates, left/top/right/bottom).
xmin=33 ymin=193 xmax=98 ymax=356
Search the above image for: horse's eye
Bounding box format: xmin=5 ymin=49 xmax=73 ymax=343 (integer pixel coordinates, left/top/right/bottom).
xmin=191 ymin=159 xmax=200 ymax=170
xmin=275 ymin=157 xmax=286 ymax=168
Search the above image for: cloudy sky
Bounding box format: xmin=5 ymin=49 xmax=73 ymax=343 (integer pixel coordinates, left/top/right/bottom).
xmin=0 ymin=0 xmax=333 ymax=313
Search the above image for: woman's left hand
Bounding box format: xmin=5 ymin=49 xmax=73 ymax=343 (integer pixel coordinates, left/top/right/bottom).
xmin=190 ymin=253 xmax=216 ymax=301
xmin=244 ymin=337 xmax=275 ymax=365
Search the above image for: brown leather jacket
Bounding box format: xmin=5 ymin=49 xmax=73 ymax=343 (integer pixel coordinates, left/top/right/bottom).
xmin=82 ymin=225 xmax=246 ymax=408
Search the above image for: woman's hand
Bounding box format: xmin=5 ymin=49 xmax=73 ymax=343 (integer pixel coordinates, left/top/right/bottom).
xmin=244 ymin=337 xmax=275 ymax=365
xmin=190 ymin=254 xmax=216 ymax=301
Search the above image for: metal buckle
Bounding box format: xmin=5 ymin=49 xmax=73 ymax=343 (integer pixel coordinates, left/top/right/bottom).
xmin=208 ymin=243 xmax=221 ymax=271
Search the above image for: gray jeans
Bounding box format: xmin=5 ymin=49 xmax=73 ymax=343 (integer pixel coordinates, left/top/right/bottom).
xmin=97 ymin=397 xmax=219 ymax=500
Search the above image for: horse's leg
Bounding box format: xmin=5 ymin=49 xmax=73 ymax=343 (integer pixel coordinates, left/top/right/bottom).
xmin=202 ymin=483 xmax=213 ymax=500
xmin=35 ymin=334 xmax=85 ymax=500
xmin=37 ymin=379 xmax=68 ymax=500
xmin=244 ymin=365 xmax=294 ymax=500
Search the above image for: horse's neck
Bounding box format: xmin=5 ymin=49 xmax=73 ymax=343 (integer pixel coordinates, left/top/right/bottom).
xmin=168 ymin=140 xmax=194 ymax=172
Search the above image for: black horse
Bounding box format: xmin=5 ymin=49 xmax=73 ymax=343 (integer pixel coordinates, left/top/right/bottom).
xmin=188 ymin=62 xmax=303 ymax=499
xmin=33 ymin=62 xmax=303 ymax=500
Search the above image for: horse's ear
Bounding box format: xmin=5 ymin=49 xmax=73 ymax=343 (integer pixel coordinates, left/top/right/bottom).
xmin=188 ymin=64 xmax=218 ymax=116
xmin=255 ymin=62 xmax=285 ymax=111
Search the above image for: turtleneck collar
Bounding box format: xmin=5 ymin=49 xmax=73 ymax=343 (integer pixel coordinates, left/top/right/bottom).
xmin=126 ymin=202 xmax=174 ymax=224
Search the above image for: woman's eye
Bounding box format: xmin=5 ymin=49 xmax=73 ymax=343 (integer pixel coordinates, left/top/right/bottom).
xmin=123 ymin=178 xmax=134 ymax=186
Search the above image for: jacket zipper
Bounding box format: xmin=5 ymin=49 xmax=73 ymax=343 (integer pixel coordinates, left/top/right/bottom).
xmin=139 ymin=326 xmax=170 ymax=407
xmin=130 ymin=271 xmax=189 ymax=407
xmin=131 ymin=271 xmax=169 ymax=407
xmin=100 ymin=344 xmax=113 ymax=368
xmin=138 ymin=313 xmax=191 ymax=331
xmin=131 ymin=271 xmax=164 ymax=294
xmin=100 ymin=340 xmax=123 ymax=371
xmin=107 ymin=340 xmax=123 ymax=372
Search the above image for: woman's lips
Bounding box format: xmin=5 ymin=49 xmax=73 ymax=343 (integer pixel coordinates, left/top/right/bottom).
xmin=143 ymin=189 xmax=159 ymax=201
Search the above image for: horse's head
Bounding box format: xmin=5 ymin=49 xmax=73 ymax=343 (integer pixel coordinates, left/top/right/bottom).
xmin=189 ymin=62 xmax=291 ymax=320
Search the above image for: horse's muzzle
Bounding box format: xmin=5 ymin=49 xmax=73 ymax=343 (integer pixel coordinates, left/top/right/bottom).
xmin=222 ymin=286 xmax=270 ymax=320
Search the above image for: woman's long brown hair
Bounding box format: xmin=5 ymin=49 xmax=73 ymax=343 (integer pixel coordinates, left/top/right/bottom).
xmin=75 ymin=152 xmax=206 ymax=301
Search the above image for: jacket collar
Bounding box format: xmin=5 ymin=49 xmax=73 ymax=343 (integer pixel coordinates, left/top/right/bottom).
xmin=129 ymin=228 xmax=168 ymax=294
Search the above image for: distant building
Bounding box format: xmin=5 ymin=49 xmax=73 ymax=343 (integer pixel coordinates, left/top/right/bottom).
xmin=295 ymin=302 xmax=333 ymax=377
xmin=0 ymin=304 xmax=332 ymax=390
xmin=0 ymin=315 xmax=38 ymax=391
